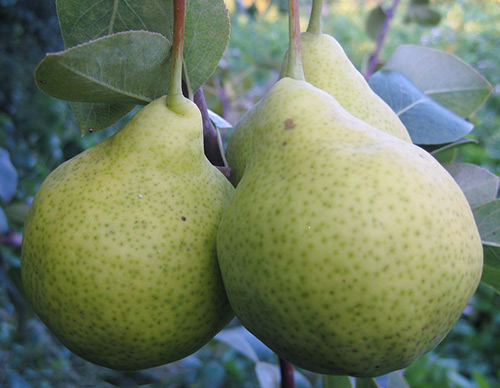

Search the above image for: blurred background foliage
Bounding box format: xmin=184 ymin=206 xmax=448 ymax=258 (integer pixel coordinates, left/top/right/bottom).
xmin=1 ymin=0 xmax=500 ymax=386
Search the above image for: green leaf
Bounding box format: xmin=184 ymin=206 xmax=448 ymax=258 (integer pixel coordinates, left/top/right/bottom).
xmin=214 ymin=327 xmax=259 ymax=363
xmin=369 ymin=70 xmax=474 ymax=145
xmin=3 ymin=202 xmax=31 ymax=226
xmin=387 ymin=371 xmax=411 ymax=388
xmin=355 ymin=377 xmax=380 ymax=388
xmin=322 ymin=375 xmax=353 ymax=388
xmin=444 ymin=163 xmax=499 ymax=207
xmin=56 ymin=0 xmax=230 ymax=93
xmin=35 ymin=31 xmax=171 ymax=105
xmin=208 ymin=109 xmax=232 ymax=129
xmin=365 ymin=6 xmax=386 ymax=41
xmin=472 ymin=199 xmax=500 ymax=294
xmin=383 ymin=45 xmax=493 ymax=117
xmin=429 ymin=139 xmax=477 ymax=164
xmin=405 ymin=3 xmax=441 ymax=26
xmin=70 ymin=101 xmax=137 ymax=135
xmin=0 ymin=148 xmax=18 ymax=204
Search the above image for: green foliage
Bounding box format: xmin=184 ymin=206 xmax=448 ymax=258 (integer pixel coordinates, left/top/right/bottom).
xmin=1 ymin=0 xmax=500 ymax=386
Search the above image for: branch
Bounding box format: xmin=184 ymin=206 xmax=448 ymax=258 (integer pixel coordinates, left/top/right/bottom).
xmin=364 ymin=0 xmax=401 ymax=80
xmin=280 ymin=358 xmax=295 ymax=388
xmin=193 ymin=88 xmax=225 ymax=167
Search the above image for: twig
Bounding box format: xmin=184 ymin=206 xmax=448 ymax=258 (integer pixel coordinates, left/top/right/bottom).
xmin=364 ymin=0 xmax=401 ymax=80
xmin=280 ymin=358 xmax=295 ymax=388
xmin=193 ymin=88 xmax=225 ymax=167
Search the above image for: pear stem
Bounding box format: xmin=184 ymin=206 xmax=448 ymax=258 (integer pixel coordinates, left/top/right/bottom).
xmin=283 ymin=0 xmax=305 ymax=81
xmin=167 ymin=0 xmax=186 ymax=109
xmin=306 ymin=0 xmax=323 ymax=35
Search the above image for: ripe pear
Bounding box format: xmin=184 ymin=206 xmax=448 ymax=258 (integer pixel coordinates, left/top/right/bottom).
xmin=217 ymin=78 xmax=483 ymax=377
xmin=226 ymin=33 xmax=411 ymax=186
xmin=21 ymin=96 xmax=234 ymax=370
xmin=300 ymin=31 xmax=411 ymax=142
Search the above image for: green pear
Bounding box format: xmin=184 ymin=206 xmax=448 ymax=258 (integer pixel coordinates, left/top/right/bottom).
xmin=21 ymin=96 xmax=234 ymax=370
xmin=217 ymin=78 xmax=483 ymax=377
xmin=300 ymin=31 xmax=411 ymax=142
xmin=226 ymin=33 xmax=411 ymax=186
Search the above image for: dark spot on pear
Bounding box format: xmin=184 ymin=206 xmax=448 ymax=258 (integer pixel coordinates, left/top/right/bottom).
xmin=284 ymin=119 xmax=295 ymax=130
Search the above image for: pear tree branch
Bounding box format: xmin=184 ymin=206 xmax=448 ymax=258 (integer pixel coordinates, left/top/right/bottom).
xmin=364 ymin=0 xmax=401 ymax=80
xmin=280 ymin=358 xmax=296 ymax=388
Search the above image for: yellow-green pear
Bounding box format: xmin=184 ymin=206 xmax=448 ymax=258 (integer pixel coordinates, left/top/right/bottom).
xmin=300 ymin=31 xmax=411 ymax=142
xmin=21 ymin=95 xmax=234 ymax=370
xmin=226 ymin=33 xmax=411 ymax=186
xmin=217 ymin=77 xmax=483 ymax=377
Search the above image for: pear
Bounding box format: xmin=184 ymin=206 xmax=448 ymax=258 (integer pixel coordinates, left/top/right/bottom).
xmin=217 ymin=77 xmax=483 ymax=377
xmin=21 ymin=95 xmax=234 ymax=370
xmin=300 ymin=31 xmax=411 ymax=142
xmin=226 ymin=33 xmax=411 ymax=186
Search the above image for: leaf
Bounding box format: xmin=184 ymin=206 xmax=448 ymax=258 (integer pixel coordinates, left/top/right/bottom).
xmin=365 ymin=6 xmax=386 ymax=41
xmin=56 ymin=0 xmax=230 ymax=93
xmin=369 ymin=70 xmax=474 ymax=145
xmin=209 ymin=109 xmax=232 ymax=129
xmin=355 ymin=378 xmax=380 ymax=388
xmin=472 ymin=199 xmax=500 ymax=294
xmin=35 ymin=31 xmax=171 ymax=105
xmin=444 ymin=163 xmax=499 ymax=207
xmin=254 ymin=362 xmax=312 ymax=388
xmin=3 ymin=202 xmax=31 ymax=226
xmin=386 ymin=371 xmax=411 ymax=388
xmin=0 ymin=207 xmax=8 ymax=233
xmin=214 ymin=327 xmax=259 ymax=362
xmin=0 ymin=148 xmax=18 ymax=204
xmin=405 ymin=3 xmax=441 ymax=26
xmin=70 ymin=101 xmax=137 ymax=135
xmin=429 ymin=139 xmax=477 ymax=164
xmin=255 ymin=362 xmax=280 ymax=388
xmin=322 ymin=375 xmax=353 ymax=388
xmin=383 ymin=45 xmax=493 ymax=117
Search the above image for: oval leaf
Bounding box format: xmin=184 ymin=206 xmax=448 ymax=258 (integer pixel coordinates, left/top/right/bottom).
xmin=0 ymin=207 xmax=8 ymax=233
xmin=472 ymin=199 xmax=500 ymax=294
xmin=430 ymin=139 xmax=477 ymax=164
xmin=365 ymin=6 xmax=386 ymax=41
xmin=214 ymin=327 xmax=259 ymax=363
xmin=0 ymin=148 xmax=18 ymax=204
xmin=56 ymin=0 xmax=230 ymax=93
xmin=355 ymin=378 xmax=381 ymax=388
xmin=70 ymin=101 xmax=137 ymax=135
xmin=387 ymin=371 xmax=411 ymax=388
xmin=323 ymin=375 xmax=353 ymax=388
xmin=444 ymin=163 xmax=499 ymax=207
xmin=383 ymin=45 xmax=492 ymax=117
xmin=35 ymin=31 xmax=171 ymax=104
xmin=369 ymin=70 xmax=474 ymax=144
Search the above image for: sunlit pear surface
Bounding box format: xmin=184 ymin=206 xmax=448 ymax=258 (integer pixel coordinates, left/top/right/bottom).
xmin=21 ymin=95 xmax=234 ymax=370
xmin=217 ymin=77 xmax=483 ymax=377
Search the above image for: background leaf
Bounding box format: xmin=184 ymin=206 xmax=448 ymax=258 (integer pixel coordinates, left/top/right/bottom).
xmin=355 ymin=377 xmax=381 ymax=388
xmin=0 ymin=207 xmax=8 ymax=233
xmin=387 ymin=371 xmax=411 ymax=388
xmin=0 ymin=148 xmax=18 ymax=204
xmin=369 ymin=70 xmax=474 ymax=144
xmin=323 ymin=375 xmax=353 ymax=388
xmin=214 ymin=327 xmax=260 ymax=363
xmin=35 ymin=31 xmax=171 ymax=104
xmin=444 ymin=163 xmax=499 ymax=207
xmin=472 ymin=199 xmax=500 ymax=294
xmin=365 ymin=6 xmax=386 ymax=40
xmin=383 ymin=45 xmax=492 ymax=117
xmin=429 ymin=139 xmax=477 ymax=164
xmin=254 ymin=362 xmax=311 ymax=388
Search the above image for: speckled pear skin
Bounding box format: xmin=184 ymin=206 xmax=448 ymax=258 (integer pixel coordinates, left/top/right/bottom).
xmin=225 ymin=102 xmax=261 ymax=185
xmin=217 ymin=78 xmax=483 ymax=377
xmin=21 ymin=96 xmax=234 ymax=370
xmin=300 ymin=32 xmax=411 ymax=142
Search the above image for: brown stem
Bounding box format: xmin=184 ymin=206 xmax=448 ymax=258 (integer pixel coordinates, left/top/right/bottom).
xmin=167 ymin=0 xmax=186 ymax=109
xmin=280 ymin=358 xmax=295 ymax=388
xmin=193 ymin=88 xmax=225 ymax=167
xmin=283 ymin=0 xmax=305 ymax=80
xmin=364 ymin=0 xmax=401 ymax=80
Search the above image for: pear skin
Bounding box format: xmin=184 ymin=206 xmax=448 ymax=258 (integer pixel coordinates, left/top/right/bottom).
xmin=22 ymin=96 xmax=234 ymax=370
xmin=217 ymin=78 xmax=483 ymax=377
